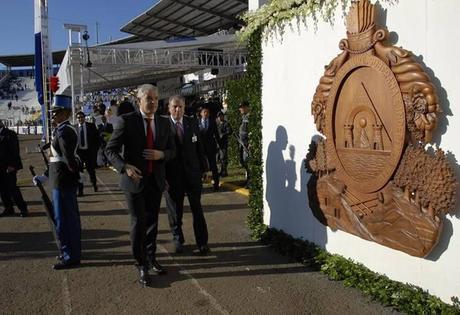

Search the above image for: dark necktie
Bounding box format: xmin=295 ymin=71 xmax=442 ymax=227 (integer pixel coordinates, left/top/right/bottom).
xmin=80 ymin=125 xmax=86 ymax=147
xmin=176 ymin=121 xmax=183 ymax=142
xmin=145 ymin=118 xmax=154 ymax=174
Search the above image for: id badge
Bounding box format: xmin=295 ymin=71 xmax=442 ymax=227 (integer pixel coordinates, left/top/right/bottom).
xmin=192 ymin=135 xmax=198 ymax=143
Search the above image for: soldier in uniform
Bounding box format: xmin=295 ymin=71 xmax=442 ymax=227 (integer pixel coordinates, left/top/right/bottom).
xmin=239 ymin=101 xmax=250 ymax=186
xmin=47 ymin=95 xmax=82 ymax=270
xmin=216 ymin=111 xmax=232 ymax=177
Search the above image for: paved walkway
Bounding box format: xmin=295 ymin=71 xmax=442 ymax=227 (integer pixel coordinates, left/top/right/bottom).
xmin=0 ymin=135 xmax=397 ymax=314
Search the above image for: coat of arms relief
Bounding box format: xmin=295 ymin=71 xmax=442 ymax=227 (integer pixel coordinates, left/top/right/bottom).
xmin=307 ymin=0 xmax=456 ymax=257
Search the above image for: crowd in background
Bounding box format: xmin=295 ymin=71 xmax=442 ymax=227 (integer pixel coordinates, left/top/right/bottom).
xmin=73 ymin=88 xmax=250 ymax=187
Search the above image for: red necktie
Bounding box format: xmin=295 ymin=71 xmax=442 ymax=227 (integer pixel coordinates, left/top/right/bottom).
xmin=145 ymin=118 xmax=154 ymax=174
xmin=176 ymin=121 xmax=183 ymax=142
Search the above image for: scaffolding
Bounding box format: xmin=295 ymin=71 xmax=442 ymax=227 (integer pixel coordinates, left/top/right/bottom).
xmin=66 ymin=45 xmax=247 ymax=99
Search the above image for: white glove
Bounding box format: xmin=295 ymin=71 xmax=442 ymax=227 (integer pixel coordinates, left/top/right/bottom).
xmin=33 ymin=175 xmax=48 ymax=186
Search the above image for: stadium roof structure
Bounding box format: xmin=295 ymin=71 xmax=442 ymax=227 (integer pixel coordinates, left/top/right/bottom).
xmin=120 ymin=0 xmax=247 ymax=41
xmin=0 ymin=50 xmax=66 ymax=67
xmin=0 ymin=0 xmax=247 ymax=67
xmin=56 ymin=34 xmax=247 ymax=97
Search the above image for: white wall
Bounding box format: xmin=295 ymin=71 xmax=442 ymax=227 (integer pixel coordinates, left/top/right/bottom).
xmin=261 ymin=0 xmax=460 ymax=303
xmin=249 ymin=0 xmax=268 ymax=11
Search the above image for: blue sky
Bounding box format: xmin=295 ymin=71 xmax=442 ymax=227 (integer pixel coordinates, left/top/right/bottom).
xmin=0 ymin=0 xmax=158 ymax=56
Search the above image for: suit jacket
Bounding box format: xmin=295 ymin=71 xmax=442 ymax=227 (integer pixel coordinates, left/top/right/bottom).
xmin=97 ymin=122 xmax=114 ymax=143
xmin=166 ymin=116 xmax=207 ymax=187
xmin=0 ymin=127 xmax=22 ymax=172
xmin=105 ymin=111 xmax=176 ymax=193
xmin=198 ymin=118 xmax=220 ymax=156
xmin=97 ymin=122 xmax=114 ymax=135
xmin=76 ymin=121 xmax=100 ymax=156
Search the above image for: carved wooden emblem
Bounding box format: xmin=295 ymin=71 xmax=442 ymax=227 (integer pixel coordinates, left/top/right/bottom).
xmin=307 ymin=0 xmax=457 ymax=257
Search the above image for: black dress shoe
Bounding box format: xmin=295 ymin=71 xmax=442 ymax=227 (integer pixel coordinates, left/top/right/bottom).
xmin=149 ymin=259 xmax=166 ymax=275
xmin=53 ymin=260 xmax=80 ymax=270
xmin=0 ymin=208 xmax=15 ymax=217
xmin=198 ymin=245 xmax=210 ymax=255
xmin=19 ymin=210 xmax=28 ymax=217
xmin=138 ymin=266 xmax=151 ymax=286
xmin=93 ymin=185 xmax=98 ymax=192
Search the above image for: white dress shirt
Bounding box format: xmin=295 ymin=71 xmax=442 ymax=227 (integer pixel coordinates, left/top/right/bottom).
xmin=78 ymin=122 xmax=88 ymax=150
xmin=140 ymin=110 xmax=155 ymax=139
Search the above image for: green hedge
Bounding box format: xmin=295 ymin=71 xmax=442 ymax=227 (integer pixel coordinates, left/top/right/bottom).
xmin=225 ymin=79 xmax=247 ymax=167
xmin=226 ymin=29 xmax=265 ymax=238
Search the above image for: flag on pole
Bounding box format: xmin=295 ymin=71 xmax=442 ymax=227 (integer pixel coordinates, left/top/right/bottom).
xmin=34 ymin=0 xmax=52 ymax=142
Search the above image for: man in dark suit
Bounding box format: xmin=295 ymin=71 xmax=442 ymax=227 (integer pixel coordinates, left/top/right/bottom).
xmin=0 ymin=119 xmax=28 ymax=217
xmin=165 ymin=95 xmax=210 ymax=255
xmin=198 ymin=106 xmax=220 ymax=191
xmin=105 ymin=84 xmax=175 ymax=286
xmin=97 ymin=115 xmax=113 ymax=166
xmin=75 ymin=111 xmax=100 ymax=195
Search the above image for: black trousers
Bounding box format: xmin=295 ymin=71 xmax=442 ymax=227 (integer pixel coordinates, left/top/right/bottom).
xmin=205 ymin=151 xmax=219 ymax=188
xmin=165 ymin=175 xmax=208 ymax=247
xmin=77 ymin=149 xmax=97 ymax=185
xmin=124 ymin=176 xmax=162 ymax=266
xmin=0 ymin=171 xmax=27 ymax=213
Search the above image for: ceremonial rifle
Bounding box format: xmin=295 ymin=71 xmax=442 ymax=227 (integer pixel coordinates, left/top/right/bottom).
xmin=38 ymin=143 xmax=50 ymax=176
xmin=29 ymin=165 xmax=60 ymax=252
xmin=232 ymin=132 xmax=249 ymax=155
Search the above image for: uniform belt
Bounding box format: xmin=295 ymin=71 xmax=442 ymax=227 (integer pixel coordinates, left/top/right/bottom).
xmin=50 ymin=156 xmax=65 ymax=163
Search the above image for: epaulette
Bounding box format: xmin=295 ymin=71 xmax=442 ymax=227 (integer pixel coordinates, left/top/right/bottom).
xmin=56 ymin=121 xmax=72 ymax=137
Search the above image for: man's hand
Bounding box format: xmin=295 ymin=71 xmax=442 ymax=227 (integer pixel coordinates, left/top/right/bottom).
xmin=125 ymin=164 xmax=143 ymax=181
xmin=143 ymin=149 xmax=164 ymax=161
xmin=6 ymin=166 xmax=16 ymax=173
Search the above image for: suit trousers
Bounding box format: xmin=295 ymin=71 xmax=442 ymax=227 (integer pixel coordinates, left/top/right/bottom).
xmin=0 ymin=171 xmax=27 ymax=213
xmin=124 ymin=175 xmax=162 ymax=266
xmin=165 ymin=177 xmax=208 ymax=247
xmin=52 ymin=186 xmax=81 ymax=263
xmin=205 ymin=151 xmax=219 ymax=188
xmin=77 ymin=149 xmax=97 ymax=185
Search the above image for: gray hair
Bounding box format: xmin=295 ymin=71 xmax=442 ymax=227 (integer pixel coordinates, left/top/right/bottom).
xmin=168 ymin=95 xmax=185 ymax=105
xmin=137 ymin=84 xmax=158 ymax=99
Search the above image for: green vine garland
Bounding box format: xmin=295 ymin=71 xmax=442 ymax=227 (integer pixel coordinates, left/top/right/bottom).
xmin=238 ymin=0 xmax=397 ymax=42
xmin=225 ymin=29 xmax=265 ymax=238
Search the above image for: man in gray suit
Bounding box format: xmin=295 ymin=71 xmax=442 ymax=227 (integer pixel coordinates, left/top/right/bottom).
xmin=105 ymin=84 xmax=175 ymax=286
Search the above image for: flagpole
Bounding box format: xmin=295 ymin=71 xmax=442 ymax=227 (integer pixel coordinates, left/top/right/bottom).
xmin=34 ymin=0 xmax=53 ymax=144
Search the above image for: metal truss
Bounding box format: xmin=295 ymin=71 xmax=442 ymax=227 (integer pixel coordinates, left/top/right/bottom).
xmin=81 ymin=47 xmax=247 ymax=68
xmin=67 ymin=46 xmax=247 ymax=95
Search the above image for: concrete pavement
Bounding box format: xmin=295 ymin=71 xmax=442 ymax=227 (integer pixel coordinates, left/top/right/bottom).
xmin=0 ymin=135 xmax=397 ymax=314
